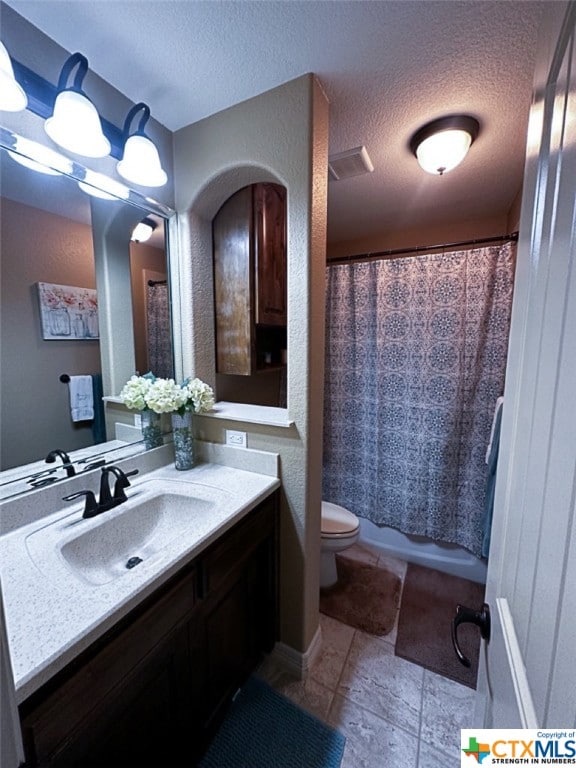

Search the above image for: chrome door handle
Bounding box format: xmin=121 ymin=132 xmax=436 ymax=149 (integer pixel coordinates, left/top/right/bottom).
xmin=451 ymin=602 xmax=491 ymax=667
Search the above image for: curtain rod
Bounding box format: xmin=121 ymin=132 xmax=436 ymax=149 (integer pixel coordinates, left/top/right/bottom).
xmin=327 ymin=232 xmax=519 ymax=265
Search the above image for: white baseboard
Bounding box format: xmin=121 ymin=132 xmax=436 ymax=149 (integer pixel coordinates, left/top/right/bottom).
xmin=269 ymin=625 xmax=323 ymax=680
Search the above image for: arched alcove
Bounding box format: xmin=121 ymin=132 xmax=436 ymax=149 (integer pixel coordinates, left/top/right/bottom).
xmin=172 ymin=164 xmax=287 ymax=394
xmin=171 ymin=74 xmax=329 ymax=660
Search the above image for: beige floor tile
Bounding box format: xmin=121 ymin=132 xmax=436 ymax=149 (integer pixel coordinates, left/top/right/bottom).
xmin=420 ymin=670 xmax=477 ymax=755
xmin=418 ymin=742 xmax=457 ymax=767
xmin=274 ymin=673 xmax=335 ymax=721
xmin=310 ymin=613 xmax=355 ymax=691
xmin=329 ymin=694 xmax=419 ymax=768
xmin=337 ymin=630 xmax=424 ymax=735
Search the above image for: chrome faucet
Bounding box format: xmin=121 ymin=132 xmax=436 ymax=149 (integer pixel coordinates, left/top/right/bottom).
xmin=45 ymin=449 xmax=76 ymax=478
xmin=63 ymin=466 xmax=139 ymax=518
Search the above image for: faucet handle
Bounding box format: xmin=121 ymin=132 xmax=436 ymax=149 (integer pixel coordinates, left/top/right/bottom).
xmin=110 ymin=467 xmax=139 ymax=503
xmin=81 ymin=459 xmax=106 ymax=473
xmin=63 ymin=490 xmax=99 ymax=518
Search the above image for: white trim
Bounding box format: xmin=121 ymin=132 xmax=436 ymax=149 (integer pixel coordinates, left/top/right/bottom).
xmin=268 ymin=625 xmax=323 ymax=680
xmin=496 ymin=598 xmax=538 ymax=728
xmin=198 ymin=401 xmax=294 ymax=428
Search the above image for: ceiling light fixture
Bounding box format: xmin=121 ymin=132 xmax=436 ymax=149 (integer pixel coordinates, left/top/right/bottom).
xmin=131 ymin=217 xmax=157 ymax=243
xmin=79 ymin=170 xmax=130 ymax=200
xmin=117 ymin=103 xmax=167 ymax=188
xmin=0 ymin=40 xmax=27 ymax=111
xmin=44 ymin=52 xmax=111 ymax=158
xmin=7 ymin=136 xmax=73 ymax=175
xmin=410 ymin=115 xmax=479 ymax=176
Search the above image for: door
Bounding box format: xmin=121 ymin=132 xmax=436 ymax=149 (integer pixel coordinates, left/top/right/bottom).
xmin=474 ymin=2 xmax=576 ymax=727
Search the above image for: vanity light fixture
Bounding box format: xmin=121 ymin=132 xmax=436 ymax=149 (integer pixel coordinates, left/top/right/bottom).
xmin=45 ymin=52 xmax=111 ymax=158
xmin=79 ymin=169 xmax=130 ymax=200
xmin=7 ymin=136 xmax=73 ymax=176
xmin=410 ymin=115 xmax=480 ymax=175
xmin=131 ymin=217 xmax=157 ymax=243
xmin=117 ymin=103 xmax=167 ymax=187
xmin=0 ymin=40 xmax=27 ymax=111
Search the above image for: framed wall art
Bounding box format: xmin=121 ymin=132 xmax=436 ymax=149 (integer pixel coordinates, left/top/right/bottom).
xmin=37 ymin=282 xmax=99 ymax=340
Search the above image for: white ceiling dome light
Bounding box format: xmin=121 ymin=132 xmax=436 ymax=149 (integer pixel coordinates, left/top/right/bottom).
xmin=410 ymin=116 xmax=480 ymax=176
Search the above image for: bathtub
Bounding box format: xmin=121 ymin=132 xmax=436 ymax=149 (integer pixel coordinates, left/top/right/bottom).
xmin=358 ymin=517 xmax=487 ymax=584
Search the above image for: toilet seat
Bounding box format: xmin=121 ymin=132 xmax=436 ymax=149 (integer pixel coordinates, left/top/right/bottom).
xmin=321 ymin=501 xmax=359 ymax=537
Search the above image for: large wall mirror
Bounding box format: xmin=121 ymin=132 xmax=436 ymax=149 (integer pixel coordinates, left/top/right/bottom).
xmin=0 ymin=126 xmax=176 ymax=496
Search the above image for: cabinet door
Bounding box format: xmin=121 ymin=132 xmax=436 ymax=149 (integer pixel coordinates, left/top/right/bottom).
xmin=254 ymin=183 xmax=287 ymax=326
xmin=213 ymin=185 xmax=255 ymax=375
xmin=197 ymin=495 xmax=278 ymax=734
xmin=46 ymin=625 xmax=193 ymax=768
xmin=21 ymin=566 xmax=198 ymax=768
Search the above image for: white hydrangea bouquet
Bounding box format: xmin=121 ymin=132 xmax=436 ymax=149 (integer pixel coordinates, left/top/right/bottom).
xmin=119 ymin=372 xmax=215 ymax=415
xmin=120 ymin=373 xmax=215 ymax=466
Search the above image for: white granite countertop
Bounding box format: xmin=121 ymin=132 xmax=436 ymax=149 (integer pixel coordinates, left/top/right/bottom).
xmin=0 ymin=461 xmax=280 ymax=704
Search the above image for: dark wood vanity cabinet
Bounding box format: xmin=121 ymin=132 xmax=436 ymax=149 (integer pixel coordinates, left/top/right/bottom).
xmin=19 ymin=493 xmax=278 ymax=768
xmin=213 ymin=183 xmax=287 ymax=375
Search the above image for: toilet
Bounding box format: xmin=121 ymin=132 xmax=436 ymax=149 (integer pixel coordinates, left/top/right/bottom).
xmin=320 ymin=501 xmax=360 ymax=588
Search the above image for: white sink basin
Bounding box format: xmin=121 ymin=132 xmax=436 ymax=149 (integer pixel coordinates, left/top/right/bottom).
xmin=25 ymin=480 xmax=231 ymax=586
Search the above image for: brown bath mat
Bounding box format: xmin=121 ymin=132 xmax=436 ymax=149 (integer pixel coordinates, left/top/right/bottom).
xmin=395 ymin=563 xmax=485 ymax=689
xmin=320 ymin=554 xmax=402 ymax=636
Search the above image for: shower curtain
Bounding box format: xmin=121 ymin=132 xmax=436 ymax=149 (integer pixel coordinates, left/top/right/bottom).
xmin=323 ymin=242 xmax=515 ymax=557
xmin=146 ymin=282 xmax=173 ymax=378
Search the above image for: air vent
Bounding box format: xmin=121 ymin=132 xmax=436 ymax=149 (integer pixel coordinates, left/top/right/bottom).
xmin=328 ymin=145 xmax=374 ymax=181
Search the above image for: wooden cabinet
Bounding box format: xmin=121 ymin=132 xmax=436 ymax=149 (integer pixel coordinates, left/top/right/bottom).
xmin=19 ymin=493 xmax=278 ymax=768
xmin=213 ymin=183 xmax=287 ymax=375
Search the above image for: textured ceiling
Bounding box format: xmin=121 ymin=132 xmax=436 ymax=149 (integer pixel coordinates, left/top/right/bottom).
xmin=3 ymin=0 xmax=545 ymax=247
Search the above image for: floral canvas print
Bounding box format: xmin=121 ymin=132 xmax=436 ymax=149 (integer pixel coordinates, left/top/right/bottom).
xmin=37 ymin=282 xmax=99 ymax=340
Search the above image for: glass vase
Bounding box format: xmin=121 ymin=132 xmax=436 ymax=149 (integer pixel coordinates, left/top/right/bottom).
xmin=171 ymin=412 xmax=194 ymax=470
xmin=141 ymin=410 xmax=163 ymax=449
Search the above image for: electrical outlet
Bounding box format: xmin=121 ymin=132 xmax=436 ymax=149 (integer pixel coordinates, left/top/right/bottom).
xmin=225 ymin=429 xmax=247 ymax=448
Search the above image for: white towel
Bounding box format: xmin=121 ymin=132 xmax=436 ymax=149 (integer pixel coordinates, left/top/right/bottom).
xmin=486 ymin=396 xmax=504 ymax=463
xmin=69 ymin=375 xmax=94 ymax=422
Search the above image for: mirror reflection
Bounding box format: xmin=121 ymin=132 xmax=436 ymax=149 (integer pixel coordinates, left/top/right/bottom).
xmin=0 ymin=136 xmax=173 ymax=488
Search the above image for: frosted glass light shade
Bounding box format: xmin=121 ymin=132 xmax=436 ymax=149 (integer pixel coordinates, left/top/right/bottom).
xmin=410 ymin=116 xmax=479 ymax=176
xmin=79 ymin=170 xmax=130 ymax=201
xmin=131 ymin=219 xmax=155 ymax=242
xmin=8 ymin=137 xmax=73 ymax=175
xmin=45 ymin=90 xmax=110 ymax=158
xmin=117 ymin=134 xmax=167 ymax=187
xmin=0 ymin=41 xmax=27 ymax=111
xmin=416 ymin=129 xmax=472 ymax=175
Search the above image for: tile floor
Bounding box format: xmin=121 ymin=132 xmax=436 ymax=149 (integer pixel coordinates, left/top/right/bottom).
xmin=258 ymin=544 xmax=476 ymax=767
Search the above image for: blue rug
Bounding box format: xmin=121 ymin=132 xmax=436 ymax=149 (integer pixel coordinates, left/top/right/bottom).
xmin=198 ymin=676 xmax=345 ymax=768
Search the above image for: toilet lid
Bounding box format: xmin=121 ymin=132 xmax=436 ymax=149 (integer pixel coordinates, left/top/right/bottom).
xmin=321 ymin=501 xmax=359 ymax=535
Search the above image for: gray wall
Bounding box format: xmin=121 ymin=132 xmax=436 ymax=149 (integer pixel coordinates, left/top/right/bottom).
xmin=0 ymin=197 xmax=100 ymax=469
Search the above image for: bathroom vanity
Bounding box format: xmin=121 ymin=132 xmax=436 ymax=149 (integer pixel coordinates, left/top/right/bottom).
xmin=0 ymin=456 xmax=280 ymax=767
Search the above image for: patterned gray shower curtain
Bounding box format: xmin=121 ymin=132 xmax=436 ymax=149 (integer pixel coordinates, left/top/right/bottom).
xmin=146 ymin=282 xmax=173 ymax=378
xmin=322 ymin=242 xmax=515 ymax=557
